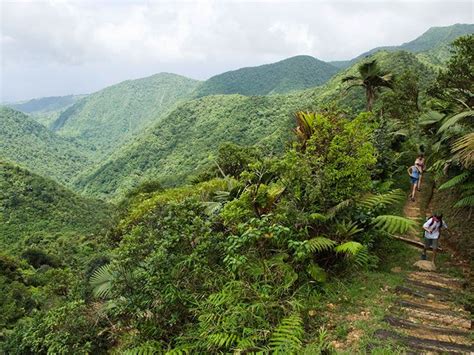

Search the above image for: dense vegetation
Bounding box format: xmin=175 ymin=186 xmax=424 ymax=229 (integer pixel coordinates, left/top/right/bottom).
xmin=330 ymin=23 xmax=474 ymax=68
xmin=194 ymin=55 xmax=340 ymax=97
xmin=7 ymin=95 xmax=87 ymax=128
xmin=0 ymin=107 xmax=94 ymax=185
xmin=52 ymin=73 xmax=201 ymax=159
xmin=0 ymin=162 xmax=112 ymax=248
xmin=1 ymin=26 xmax=472 ymax=353
xmin=76 ymin=50 xmax=436 ymax=198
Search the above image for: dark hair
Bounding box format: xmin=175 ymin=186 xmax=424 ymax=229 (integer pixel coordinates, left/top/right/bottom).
xmin=418 ymin=153 xmax=425 ymax=159
xmin=434 ymin=213 xmax=443 ymax=224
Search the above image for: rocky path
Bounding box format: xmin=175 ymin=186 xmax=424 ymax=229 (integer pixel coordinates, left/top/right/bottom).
xmin=373 ymin=193 xmax=473 ymax=353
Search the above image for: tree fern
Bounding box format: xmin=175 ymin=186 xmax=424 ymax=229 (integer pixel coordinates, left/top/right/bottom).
xmin=334 ymin=241 xmax=363 ymax=255
xmin=305 ymin=236 xmax=337 ymax=253
xmin=123 ymin=342 xmax=162 ymax=355
xmin=438 ymin=171 xmax=470 ymax=190
xmin=372 ymin=215 xmax=417 ymax=234
xmin=269 ymin=314 xmax=304 ymax=354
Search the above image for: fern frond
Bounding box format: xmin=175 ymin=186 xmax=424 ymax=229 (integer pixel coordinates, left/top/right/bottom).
xmin=454 ymin=195 xmax=474 ymax=208
xmin=372 ymin=215 xmax=417 ymax=234
xmin=326 ymin=199 xmax=353 ymax=219
xmin=207 ymin=332 xmax=239 ymax=349
xmin=359 ymin=189 xmax=405 ymax=210
xmin=438 ymin=172 xmax=470 ymax=190
xmin=269 ymin=314 xmax=304 ymax=353
xmin=334 ymin=241 xmax=363 ymax=255
xmin=123 ymin=342 xmax=162 ymax=355
xmin=305 ymin=236 xmax=337 ymax=253
xmin=353 ymin=245 xmax=370 ymax=268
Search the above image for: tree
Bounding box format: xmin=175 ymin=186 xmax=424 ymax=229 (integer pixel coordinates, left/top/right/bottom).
xmin=342 ymin=59 xmax=393 ymax=112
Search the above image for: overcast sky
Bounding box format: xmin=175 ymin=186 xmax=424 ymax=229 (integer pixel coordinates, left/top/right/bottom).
xmin=1 ymin=0 xmax=473 ymax=102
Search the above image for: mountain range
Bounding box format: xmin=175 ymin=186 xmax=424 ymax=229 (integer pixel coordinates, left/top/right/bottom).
xmin=2 ymin=23 xmax=473 ymax=199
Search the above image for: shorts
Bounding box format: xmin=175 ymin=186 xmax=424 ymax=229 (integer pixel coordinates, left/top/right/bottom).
xmin=410 ymin=177 xmax=419 ymax=185
xmin=424 ymin=238 xmax=438 ymax=250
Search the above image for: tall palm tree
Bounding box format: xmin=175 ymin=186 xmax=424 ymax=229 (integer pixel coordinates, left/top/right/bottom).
xmin=342 ymin=59 xmax=393 ymax=112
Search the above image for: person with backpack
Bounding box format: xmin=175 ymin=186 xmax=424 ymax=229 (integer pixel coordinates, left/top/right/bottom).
xmin=407 ymin=164 xmax=421 ymax=202
xmin=414 ymin=153 xmax=425 ymax=191
xmin=422 ymin=213 xmax=448 ymax=265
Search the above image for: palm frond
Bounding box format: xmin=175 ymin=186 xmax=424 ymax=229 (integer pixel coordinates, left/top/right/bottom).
xmin=372 ymin=215 xmax=417 ymax=234
xmin=269 ymin=314 xmax=304 ymax=353
xmin=90 ymin=264 xmax=115 ymax=299
xmin=438 ymin=110 xmax=474 ymax=133
xmin=419 ymin=111 xmax=445 ymax=126
xmin=451 ymin=132 xmax=474 ymax=168
xmin=438 ymin=171 xmax=470 ymax=190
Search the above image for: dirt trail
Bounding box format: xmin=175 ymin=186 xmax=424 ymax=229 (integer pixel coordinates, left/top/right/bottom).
xmin=373 ymin=190 xmax=473 ymax=353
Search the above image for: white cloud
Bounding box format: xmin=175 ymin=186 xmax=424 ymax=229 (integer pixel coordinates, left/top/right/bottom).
xmin=1 ymin=0 xmax=472 ymax=101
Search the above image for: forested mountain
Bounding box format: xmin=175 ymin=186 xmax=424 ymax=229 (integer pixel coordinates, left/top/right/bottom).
xmin=75 ymin=50 xmax=435 ymax=198
xmin=51 ymin=73 xmax=201 ymax=158
xmin=8 ymin=94 xmax=85 ymax=114
xmin=194 ymin=55 xmax=340 ymax=97
xmin=331 ymin=23 xmax=474 ymax=68
xmin=0 ymin=107 xmax=93 ymax=185
xmin=0 ymin=162 xmax=112 ymax=249
xmin=7 ymin=95 xmax=87 ymax=128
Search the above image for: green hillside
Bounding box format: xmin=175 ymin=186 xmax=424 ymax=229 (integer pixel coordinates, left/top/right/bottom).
xmin=194 ymin=55 xmax=340 ymax=97
xmin=52 ymin=73 xmax=201 ymax=158
xmin=0 ymin=107 xmax=93 ymax=185
xmin=0 ymin=162 xmax=112 ymax=249
xmin=75 ymin=50 xmax=435 ymax=198
xmin=7 ymin=95 xmax=87 ymax=128
xmin=331 ymin=23 xmax=474 ymax=68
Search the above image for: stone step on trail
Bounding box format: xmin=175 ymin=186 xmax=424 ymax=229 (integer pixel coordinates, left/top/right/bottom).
xmin=383 ymin=316 xmax=472 ymax=345
xmin=374 ymin=329 xmax=474 ymax=354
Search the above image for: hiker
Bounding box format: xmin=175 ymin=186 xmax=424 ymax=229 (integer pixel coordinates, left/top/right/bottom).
xmin=414 ymin=154 xmax=425 ymax=191
xmin=422 ymin=213 xmax=448 ymax=264
xmin=407 ymin=164 xmax=421 ymax=202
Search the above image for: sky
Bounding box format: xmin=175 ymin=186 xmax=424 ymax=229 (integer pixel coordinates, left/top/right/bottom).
xmin=1 ymin=0 xmax=473 ymax=102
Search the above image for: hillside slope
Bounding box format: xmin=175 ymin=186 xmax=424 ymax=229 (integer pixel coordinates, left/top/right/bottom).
xmin=75 ymin=51 xmax=435 ymax=198
xmin=194 ymin=55 xmax=340 ymax=97
xmin=0 ymin=107 xmax=93 ymax=185
xmin=51 ymin=73 xmax=201 ymax=158
xmin=331 ymin=23 xmax=474 ymax=68
xmin=7 ymin=94 xmax=87 ymax=128
xmin=0 ymin=162 xmax=112 ymax=247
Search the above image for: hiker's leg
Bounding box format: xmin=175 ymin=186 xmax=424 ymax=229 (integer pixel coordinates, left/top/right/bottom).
xmin=431 ymin=239 xmax=438 ymax=264
xmin=418 ymin=174 xmax=423 ymax=190
xmin=411 ymin=183 xmax=417 ymax=200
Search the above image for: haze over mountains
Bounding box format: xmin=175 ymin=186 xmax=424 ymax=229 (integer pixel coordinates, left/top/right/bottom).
xmin=2 ymin=23 xmax=473 ymax=199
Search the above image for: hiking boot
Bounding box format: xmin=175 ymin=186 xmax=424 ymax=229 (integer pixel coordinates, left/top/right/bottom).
xmin=411 ymin=197 xmax=415 ymax=202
